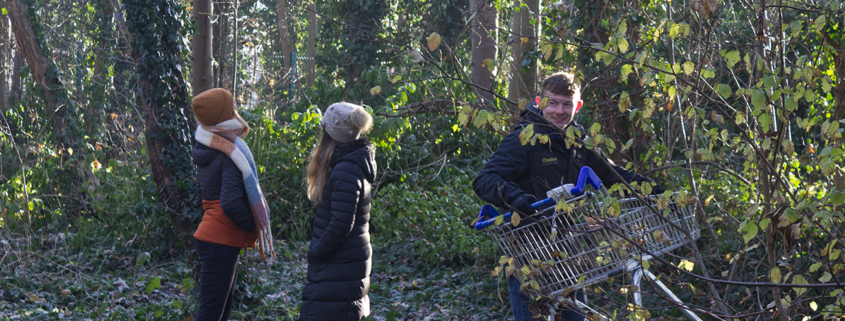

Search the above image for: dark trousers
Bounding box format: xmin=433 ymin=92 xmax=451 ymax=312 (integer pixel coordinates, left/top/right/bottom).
xmin=194 ymin=239 xmax=241 ymax=321
xmin=508 ymin=276 xmax=586 ymax=321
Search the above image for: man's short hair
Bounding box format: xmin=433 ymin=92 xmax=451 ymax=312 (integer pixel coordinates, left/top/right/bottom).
xmin=540 ymin=72 xmax=580 ymax=99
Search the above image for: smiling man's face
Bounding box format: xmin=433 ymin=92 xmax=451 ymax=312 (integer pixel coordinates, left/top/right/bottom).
xmin=540 ymin=90 xmax=582 ymax=128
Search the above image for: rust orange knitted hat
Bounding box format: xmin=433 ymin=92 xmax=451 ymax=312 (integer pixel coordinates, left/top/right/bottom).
xmin=192 ymin=88 xmax=238 ymax=126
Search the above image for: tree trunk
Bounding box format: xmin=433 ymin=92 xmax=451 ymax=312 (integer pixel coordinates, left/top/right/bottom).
xmin=6 ymin=0 xmax=58 ymax=120
xmin=829 ymin=34 xmax=845 ymax=191
xmin=192 ymin=0 xmax=214 ymax=95
xmin=213 ymin=1 xmax=231 ymax=90
xmin=507 ymin=0 xmax=539 ymax=110
xmin=6 ymin=0 xmax=85 ymax=214
xmin=0 ymin=15 xmax=8 ymax=113
xmin=277 ymin=0 xmax=293 ymax=94
xmin=10 ymin=43 xmax=22 ymax=105
xmin=5 ymin=1 xmax=77 ymax=143
xmin=470 ymin=0 xmax=497 ymax=104
xmin=0 ymin=15 xmax=9 ymax=112
xmin=306 ymin=1 xmax=316 ymax=88
xmin=123 ymin=0 xmax=201 ymax=276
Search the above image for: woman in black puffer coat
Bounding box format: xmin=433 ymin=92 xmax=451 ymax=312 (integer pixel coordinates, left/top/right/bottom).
xmin=301 ymin=102 xmax=376 ymax=321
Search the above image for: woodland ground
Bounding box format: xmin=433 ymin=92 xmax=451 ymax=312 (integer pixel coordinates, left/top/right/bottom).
xmin=0 ymin=231 xmax=513 ymax=321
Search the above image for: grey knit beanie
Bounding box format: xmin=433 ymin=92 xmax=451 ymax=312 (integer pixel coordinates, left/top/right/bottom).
xmin=321 ymin=102 xmax=372 ymax=143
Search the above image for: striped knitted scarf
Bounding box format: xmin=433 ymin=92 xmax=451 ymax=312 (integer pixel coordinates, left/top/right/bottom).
xmin=195 ymin=118 xmax=276 ymax=261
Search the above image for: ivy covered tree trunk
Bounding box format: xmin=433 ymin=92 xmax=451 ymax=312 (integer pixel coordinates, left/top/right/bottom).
xmin=341 ymin=0 xmax=387 ymax=100
xmin=192 ymin=0 xmax=213 ymax=95
xmin=470 ymin=0 xmax=497 ymax=104
xmin=123 ymin=0 xmax=201 ymax=271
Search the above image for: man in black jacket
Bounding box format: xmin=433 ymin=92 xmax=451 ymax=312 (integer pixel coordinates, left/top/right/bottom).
xmin=472 ymin=72 xmax=661 ymax=321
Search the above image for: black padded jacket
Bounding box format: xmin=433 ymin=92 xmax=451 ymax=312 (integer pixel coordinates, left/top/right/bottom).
xmin=301 ymin=138 xmax=376 ymax=321
xmin=473 ymin=106 xmax=660 ymax=210
xmin=193 ymin=143 xmax=256 ymax=232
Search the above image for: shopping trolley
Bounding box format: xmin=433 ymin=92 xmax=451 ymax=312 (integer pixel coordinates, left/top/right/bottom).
xmin=475 ymin=167 xmax=702 ymax=320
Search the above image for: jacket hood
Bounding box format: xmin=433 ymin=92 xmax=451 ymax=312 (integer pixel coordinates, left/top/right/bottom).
xmin=193 ymin=143 xmax=219 ymax=167
xmin=331 ymin=138 xmax=377 ymax=183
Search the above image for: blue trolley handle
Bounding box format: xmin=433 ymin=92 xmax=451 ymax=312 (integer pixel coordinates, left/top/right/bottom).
xmin=570 ymin=167 xmax=603 ymax=195
xmin=474 ymin=198 xmax=555 ymax=230
xmin=474 ymin=166 xmax=603 ymax=230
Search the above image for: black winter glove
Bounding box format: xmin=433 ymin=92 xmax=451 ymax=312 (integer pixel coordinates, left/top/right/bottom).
xmin=510 ymin=194 xmax=537 ymax=216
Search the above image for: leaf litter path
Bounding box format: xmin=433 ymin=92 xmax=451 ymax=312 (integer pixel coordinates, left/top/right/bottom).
xmin=0 ymin=233 xmax=512 ymax=320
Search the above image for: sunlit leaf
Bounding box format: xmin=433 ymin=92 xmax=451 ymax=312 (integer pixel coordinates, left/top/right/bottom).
xmin=370 ymin=86 xmax=381 ymax=95
xmin=725 ymin=50 xmax=741 ymax=69
xmin=735 ymin=112 xmax=746 ymax=125
xmin=538 ymin=96 xmax=549 ymax=110
xmin=474 ymin=110 xmax=489 ymax=128
xmin=743 ymin=223 xmax=758 ymax=243
xmin=751 ymin=90 xmax=767 ymax=110
xmin=589 ymin=123 xmax=602 ymax=138
xmin=621 ymin=64 xmax=633 ymax=81
xmin=682 ymin=61 xmax=694 ymax=75
xmin=792 ymin=275 xmax=808 ymax=296
xmin=617 ymin=38 xmax=629 ymax=53
xmin=716 ymin=84 xmax=732 ymax=99
xmin=758 ymin=113 xmax=772 ymax=134
xmin=519 ymin=124 xmax=535 ymax=146
xmin=618 ymin=91 xmax=631 ymax=112
xmin=541 ymin=43 xmax=554 ymax=60
xmin=814 ymin=15 xmax=827 ymax=33
xmin=145 ymin=276 xmax=161 ymax=294
xmin=830 ymin=192 xmax=845 ymax=206
xmin=427 ymin=32 xmax=442 ymax=51
xmin=820 ymin=272 xmax=833 ymax=283
xmin=770 ymin=267 xmax=782 ymax=283
xmin=679 ymin=259 xmax=694 ymax=272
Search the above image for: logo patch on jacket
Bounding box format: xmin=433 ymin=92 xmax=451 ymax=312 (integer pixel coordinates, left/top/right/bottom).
xmin=542 ymin=157 xmax=558 ymax=165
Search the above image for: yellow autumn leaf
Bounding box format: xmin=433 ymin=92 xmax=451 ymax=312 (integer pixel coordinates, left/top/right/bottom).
xmin=427 ymin=32 xmax=442 ymax=51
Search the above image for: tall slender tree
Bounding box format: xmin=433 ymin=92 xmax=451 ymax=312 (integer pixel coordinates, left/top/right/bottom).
xmin=212 ymin=1 xmax=231 ymax=90
xmin=507 ymin=0 xmax=539 ymax=109
xmin=192 ymin=0 xmax=214 ymax=95
xmin=306 ymin=1 xmax=316 ymax=88
xmin=0 ymin=15 xmax=8 ymax=112
xmin=470 ymin=0 xmax=497 ymax=104
xmin=277 ymin=0 xmax=293 ymax=95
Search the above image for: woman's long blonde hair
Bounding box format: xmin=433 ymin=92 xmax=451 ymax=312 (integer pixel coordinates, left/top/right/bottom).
xmin=306 ymin=107 xmax=373 ymax=204
xmin=306 ymin=129 xmax=339 ymax=204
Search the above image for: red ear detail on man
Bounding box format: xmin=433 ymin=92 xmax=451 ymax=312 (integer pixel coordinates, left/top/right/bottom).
xmin=575 ymin=100 xmax=583 ymax=114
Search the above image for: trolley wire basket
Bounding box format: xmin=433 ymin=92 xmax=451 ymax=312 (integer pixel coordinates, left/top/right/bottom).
xmin=489 ymin=191 xmax=701 ymax=297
